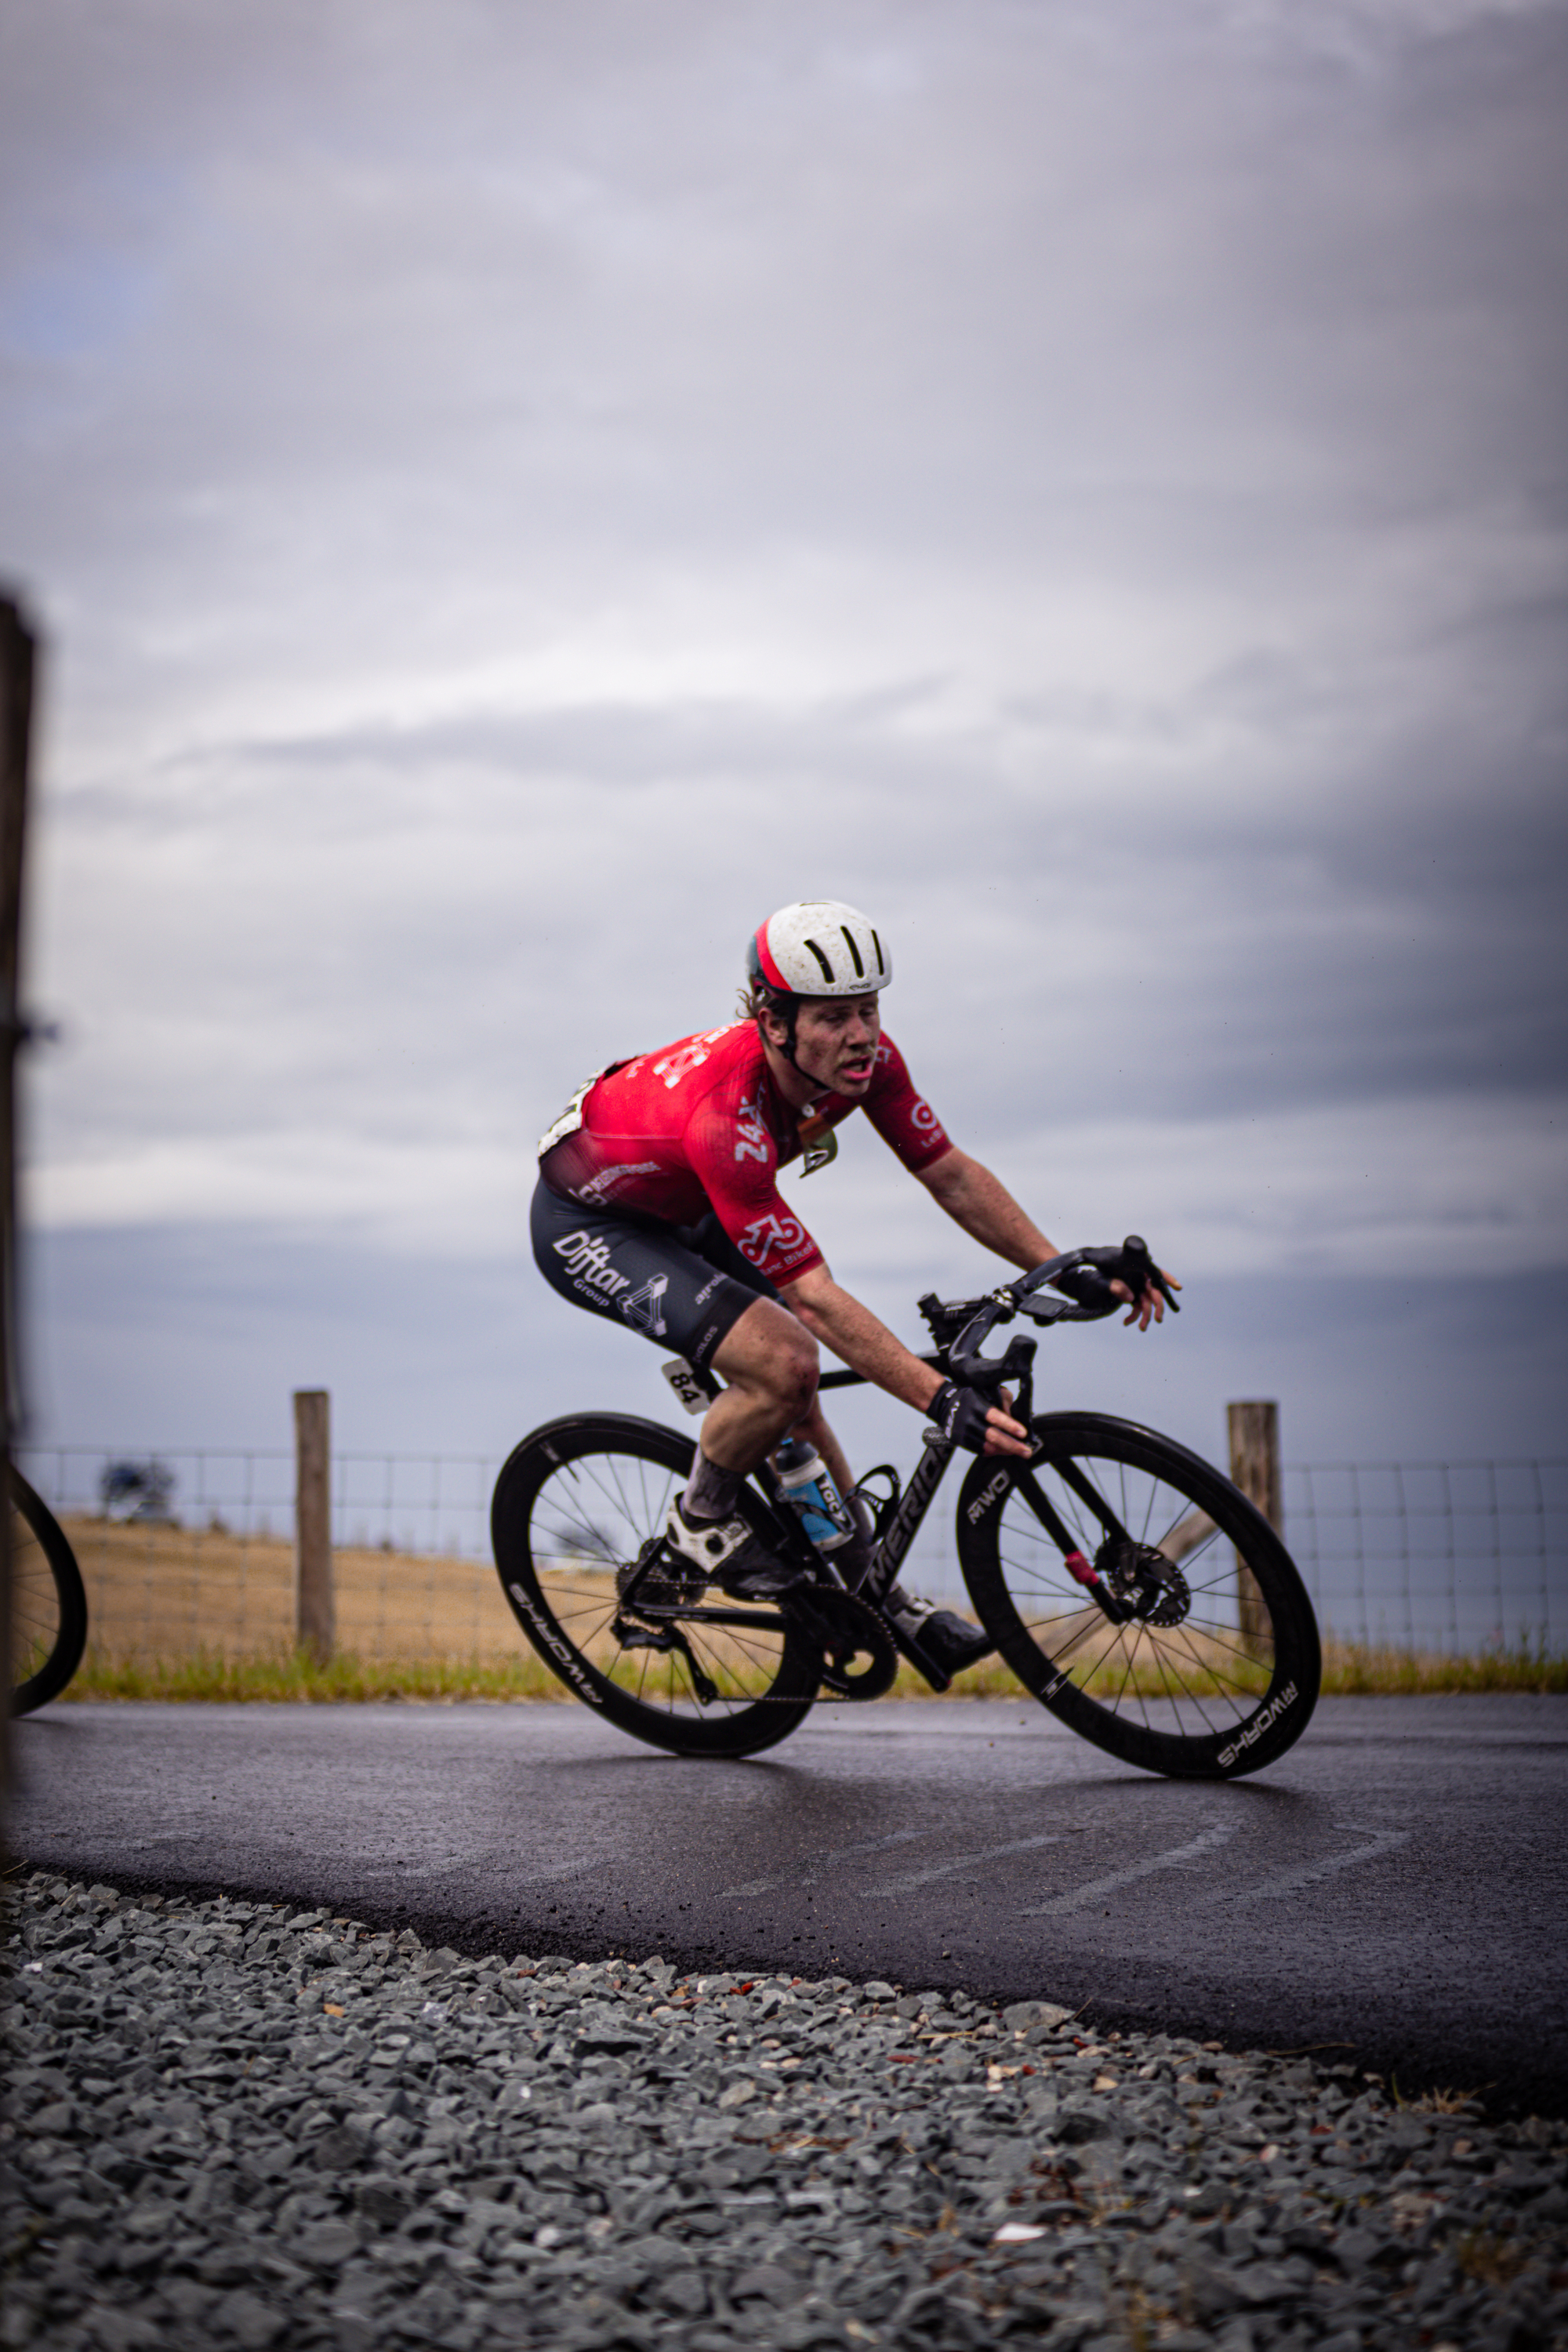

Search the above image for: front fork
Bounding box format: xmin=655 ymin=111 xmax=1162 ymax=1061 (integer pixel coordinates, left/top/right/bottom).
xmin=1010 ymin=1463 xmax=1138 ymax=1627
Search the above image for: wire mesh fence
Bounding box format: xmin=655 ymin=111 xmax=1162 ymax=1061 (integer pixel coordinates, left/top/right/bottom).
xmin=17 ymin=1447 xmax=508 ymax=1668
xmin=16 ymin=1444 xmax=1567 ymax=1668
xmin=1284 ymin=1460 xmax=1564 ymax=1654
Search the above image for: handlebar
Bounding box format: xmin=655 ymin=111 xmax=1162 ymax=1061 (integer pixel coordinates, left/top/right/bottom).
xmin=915 ymin=1237 xmax=1178 ymax=1420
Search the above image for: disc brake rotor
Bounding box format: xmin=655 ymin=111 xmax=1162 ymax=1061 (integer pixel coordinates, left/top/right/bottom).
xmin=1098 ymin=1537 xmax=1192 ymax=1628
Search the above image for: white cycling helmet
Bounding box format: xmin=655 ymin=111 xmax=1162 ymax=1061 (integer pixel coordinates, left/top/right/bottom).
xmin=747 ymin=900 xmax=891 ymax=1000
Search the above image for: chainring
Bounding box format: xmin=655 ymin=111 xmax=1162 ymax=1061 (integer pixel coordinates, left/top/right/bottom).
xmin=1098 ymin=1537 xmax=1192 ymax=1628
xmin=785 ymin=1583 xmax=899 ymax=1700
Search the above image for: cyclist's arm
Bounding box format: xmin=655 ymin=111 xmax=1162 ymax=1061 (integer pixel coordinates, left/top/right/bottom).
xmin=914 ymin=1146 xmax=1058 ymax=1269
xmin=779 ymin=1262 xmax=1031 ymax=1457
xmin=916 ymin=1145 xmax=1174 ymax=1329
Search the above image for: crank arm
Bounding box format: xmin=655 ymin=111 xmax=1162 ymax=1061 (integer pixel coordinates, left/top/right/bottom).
xmin=882 ymin=1610 xmax=953 ymax=1694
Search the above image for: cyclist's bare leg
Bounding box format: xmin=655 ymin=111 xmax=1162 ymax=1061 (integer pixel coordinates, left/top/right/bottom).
xmin=679 ymin=1303 xmax=866 ymax=1583
xmin=701 ymin=1305 xmax=853 ymax=1494
xmin=700 ymin=1297 xmax=819 ymax=1475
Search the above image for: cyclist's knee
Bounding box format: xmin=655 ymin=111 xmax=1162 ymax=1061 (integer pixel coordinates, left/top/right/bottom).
xmin=771 ymin=1338 xmax=818 ymax=1425
xmin=717 ymin=1304 xmax=818 ymax=1423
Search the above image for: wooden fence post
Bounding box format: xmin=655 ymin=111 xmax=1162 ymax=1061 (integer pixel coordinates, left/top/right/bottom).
xmin=0 ymin=596 xmax=37 ymax=1791
xmin=294 ymin=1389 xmax=333 ymax=1663
xmin=1227 ymin=1399 xmax=1279 ymax=1645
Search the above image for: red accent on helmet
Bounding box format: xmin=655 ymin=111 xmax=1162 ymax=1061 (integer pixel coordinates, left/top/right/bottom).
xmin=752 ymin=924 xmax=790 ymax=993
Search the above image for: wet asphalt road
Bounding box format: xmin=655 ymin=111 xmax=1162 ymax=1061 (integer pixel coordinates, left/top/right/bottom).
xmin=10 ymin=1695 xmax=1566 ymax=2115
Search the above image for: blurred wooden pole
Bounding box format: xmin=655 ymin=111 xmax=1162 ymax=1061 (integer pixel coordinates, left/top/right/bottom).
xmin=1 ymin=597 xmax=37 ymax=1798
xmin=294 ymin=1389 xmax=333 ymax=1664
xmin=1228 ymin=1399 xmax=1279 ymax=1645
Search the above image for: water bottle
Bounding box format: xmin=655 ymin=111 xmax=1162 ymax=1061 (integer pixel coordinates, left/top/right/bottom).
xmin=773 ymin=1436 xmax=855 ymax=1552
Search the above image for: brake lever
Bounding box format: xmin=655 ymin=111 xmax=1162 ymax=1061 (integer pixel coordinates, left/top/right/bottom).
xmin=944 ymin=1323 xmax=1037 ymax=1432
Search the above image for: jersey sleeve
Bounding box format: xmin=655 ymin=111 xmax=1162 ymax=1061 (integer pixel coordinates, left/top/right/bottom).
xmin=863 ymin=1034 xmax=953 ymax=1173
xmin=682 ymin=1087 xmax=826 ymax=1287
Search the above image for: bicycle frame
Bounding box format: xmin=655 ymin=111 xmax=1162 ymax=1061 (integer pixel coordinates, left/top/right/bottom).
xmin=495 ymin=1243 xmax=1320 ymax=1771
xmin=636 ymin=1252 xmax=1130 ymax=1686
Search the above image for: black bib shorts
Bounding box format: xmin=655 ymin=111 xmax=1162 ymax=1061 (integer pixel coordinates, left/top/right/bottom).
xmin=531 ymin=1169 xmax=781 ymax=1372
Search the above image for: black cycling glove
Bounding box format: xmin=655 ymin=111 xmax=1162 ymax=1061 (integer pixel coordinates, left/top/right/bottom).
xmin=925 ymin=1379 xmax=997 ymax=1454
xmin=1052 ymin=1240 xmax=1174 ymax=1313
xmin=1050 ymin=1251 xmax=1125 ymax=1311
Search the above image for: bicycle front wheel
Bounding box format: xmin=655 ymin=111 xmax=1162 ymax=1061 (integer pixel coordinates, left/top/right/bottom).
xmin=957 ymin=1414 xmax=1319 ymax=1778
xmin=492 ymin=1414 xmax=820 ymax=1758
xmin=10 ymin=1468 xmax=89 ymax=1715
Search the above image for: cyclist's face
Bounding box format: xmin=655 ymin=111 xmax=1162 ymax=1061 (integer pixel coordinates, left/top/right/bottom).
xmin=791 ymin=994 xmax=881 ymax=1095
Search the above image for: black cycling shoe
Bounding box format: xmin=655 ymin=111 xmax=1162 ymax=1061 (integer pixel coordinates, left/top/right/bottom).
xmin=887 ymin=1593 xmax=996 ymax=1678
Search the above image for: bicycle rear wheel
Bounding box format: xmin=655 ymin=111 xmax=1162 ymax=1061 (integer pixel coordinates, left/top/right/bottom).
xmin=957 ymin=1414 xmax=1319 ymax=1778
xmin=10 ymin=1468 xmax=89 ymax=1715
xmin=492 ymin=1414 xmax=820 ymax=1757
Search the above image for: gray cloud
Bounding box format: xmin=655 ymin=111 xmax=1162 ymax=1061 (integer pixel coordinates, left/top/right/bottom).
xmin=2 ymin=0 xmax=1565 ymax=1461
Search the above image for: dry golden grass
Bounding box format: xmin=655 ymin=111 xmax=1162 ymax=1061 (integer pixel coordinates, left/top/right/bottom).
xmin=60 ymin=1515 xmax=524 ymax=1671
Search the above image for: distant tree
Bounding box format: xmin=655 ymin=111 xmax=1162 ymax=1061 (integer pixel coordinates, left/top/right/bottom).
xmin=99 ymin=1458 xmax=176 ymax=1523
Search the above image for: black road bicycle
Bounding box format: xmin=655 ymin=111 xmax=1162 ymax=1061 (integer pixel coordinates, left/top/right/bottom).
xmin=492 ymin=1243 xmax=1320 ymax=1779
xmin=9 ymin=1466 xmax=89 ymax=1715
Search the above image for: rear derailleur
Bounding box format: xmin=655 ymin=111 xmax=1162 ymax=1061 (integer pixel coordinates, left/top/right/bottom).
xmin=612 ymin=1541 xmax=721 ymax=1704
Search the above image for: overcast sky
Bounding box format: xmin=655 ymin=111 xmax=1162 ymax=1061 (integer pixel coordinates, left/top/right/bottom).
xmin=3 ymin=0 xmax=1565 ymax=1469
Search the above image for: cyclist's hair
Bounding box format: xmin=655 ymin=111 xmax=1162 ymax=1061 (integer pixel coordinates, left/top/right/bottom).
xmin=739 ymin=978 xmax=788 ymax=1020
xmin=738 ymin=978 xmax=803 ymax=1059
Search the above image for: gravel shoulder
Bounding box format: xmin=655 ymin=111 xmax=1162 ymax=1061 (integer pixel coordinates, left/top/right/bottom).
xmin=6 ymin=1873 xmax=1567 ymax=2352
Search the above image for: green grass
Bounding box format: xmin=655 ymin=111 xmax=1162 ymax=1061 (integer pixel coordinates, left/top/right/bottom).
xmin=61 ymin=1645 xmax=569 ymax=1704
xmin=1319 ymin=1636 xmax=1568 ymax=1695
xmin=56 ymin=1635 xmax=1568 ymax=1702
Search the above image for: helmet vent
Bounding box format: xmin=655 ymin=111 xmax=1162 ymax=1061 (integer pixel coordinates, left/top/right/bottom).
xmin=870 ymin=928 xmax=885 ymax=977
xmin=840 ymin=925 xmax=865 ymax=978
xmin=802 ymin=937 xmax=836 ymax=984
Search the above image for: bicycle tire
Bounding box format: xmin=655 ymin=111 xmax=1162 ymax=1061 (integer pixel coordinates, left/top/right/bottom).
xmin=492 ymin=1414 xmax=820 ymax=1758
xmin=10 ymin=1468 xmax=89 ymax=1715
xmin=957 ymin=1414 xmax=1319 ymax=1778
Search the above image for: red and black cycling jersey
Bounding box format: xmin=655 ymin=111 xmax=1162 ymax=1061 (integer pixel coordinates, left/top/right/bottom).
xmin=537 ymin=1022 xmax=952 ymax=1287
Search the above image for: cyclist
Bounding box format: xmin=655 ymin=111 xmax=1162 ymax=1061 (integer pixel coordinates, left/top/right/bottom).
xmin=532 ymin=898 xmax=1174 ymax=1678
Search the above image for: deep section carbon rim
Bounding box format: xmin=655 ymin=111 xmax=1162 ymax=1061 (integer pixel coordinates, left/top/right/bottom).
xmin=10 ymin=1469 xmax=89 ymax=1716
xmin=492 ymin=1414 xmax=819 ymax=1758
xmin=957 ymin=1414 xmax=1320 ymax=1778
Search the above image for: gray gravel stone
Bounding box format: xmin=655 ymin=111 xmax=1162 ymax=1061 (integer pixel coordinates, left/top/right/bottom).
xmin=6 ymin=1872 xmax=1567 ymax=2349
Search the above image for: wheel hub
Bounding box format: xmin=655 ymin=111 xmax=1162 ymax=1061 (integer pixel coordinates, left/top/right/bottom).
xmin=1098 ymin=1537 xmax=1192 ymax=1627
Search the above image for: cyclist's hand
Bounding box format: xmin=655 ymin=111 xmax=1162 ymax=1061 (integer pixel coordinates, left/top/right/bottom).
xmin=982 ymin=1404 xmax=1032 ymax=1457
xmin=1112 ymin=1268 xmax=1181 ymax=1330
xmin=927 ymin=1380 xmax=1032 ymax=1459
xmin=1056 ymin=1240 xmax=1181 ymax=1331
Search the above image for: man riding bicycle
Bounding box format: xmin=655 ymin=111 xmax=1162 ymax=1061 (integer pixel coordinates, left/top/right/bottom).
xmin=532 ymin=898 xmax=1174 ymax=1679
